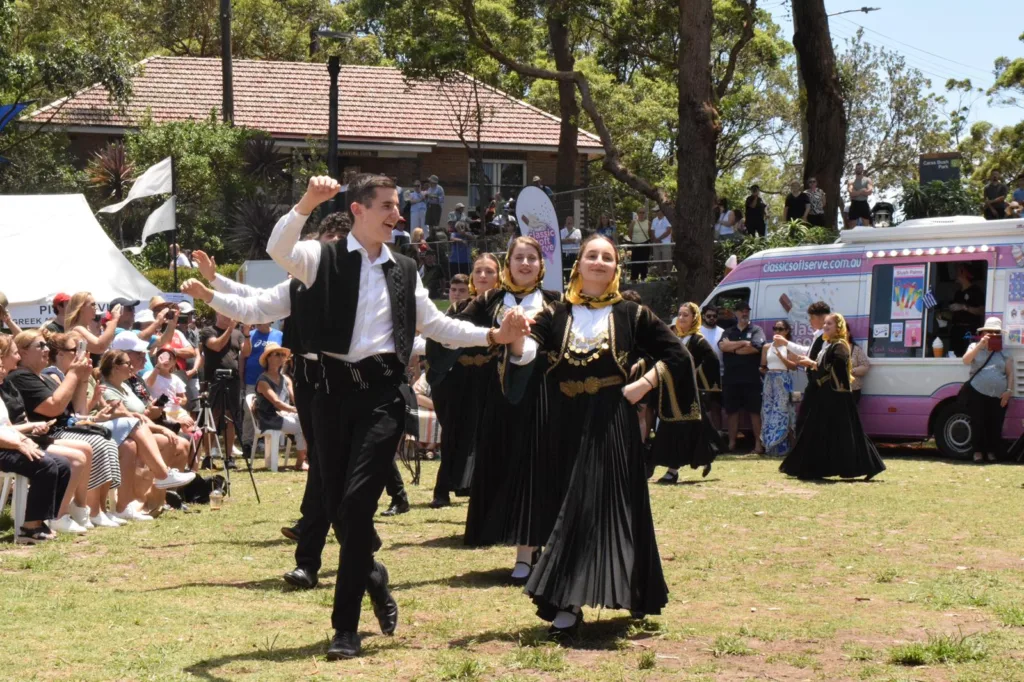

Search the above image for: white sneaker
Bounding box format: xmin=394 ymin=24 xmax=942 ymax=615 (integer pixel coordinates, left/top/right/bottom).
xmin=107 ymin=510 xmax=129 ymax=526
xmin=69 ymin=502 xmax=93 ymax=529
xmin=154 ymin=469 xmax=196 ymax=490
xmin=48 ymin=514 xmax=88 ymax=534
xmin=90 ymin=512 xmax=121 ymax=528
xmin=112 ymin=507 xmax=154 ymax=522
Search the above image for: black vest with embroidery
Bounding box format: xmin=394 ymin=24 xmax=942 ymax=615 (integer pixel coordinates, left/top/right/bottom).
xmin=281 ymin=278 xmax=309 ymax=354
xmin=303 ymin=239 xmax=418 ymax=364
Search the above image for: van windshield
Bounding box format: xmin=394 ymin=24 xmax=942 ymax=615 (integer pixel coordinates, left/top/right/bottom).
xmin=867 ymin=259 xmax=987 ymax=359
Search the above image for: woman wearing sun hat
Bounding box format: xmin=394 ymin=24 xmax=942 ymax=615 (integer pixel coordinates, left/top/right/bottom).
xmin=254 ymin=342 xmax=307 ymax=470
xmin=961 ymin=317 xmax=1014 ymax=463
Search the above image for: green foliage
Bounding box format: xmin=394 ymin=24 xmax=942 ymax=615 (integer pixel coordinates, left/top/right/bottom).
xmin=888 ymin=632 xmax=987 ymax=666
xmin=836 ymin=30 xmax=951 ymax=194
xmin=713 ymin=220 xmax=837 ymax=281
xmin=900 ymin=180 xmax=981 ymax=220
xmin=710 ymin=634 xmax=753 ymax=657
xmin=0 ymin=130 xmax=84 ymax=193
xmin=142 ymin=264 xmax=240 ymax=321
xmin=989 ymin=31 xmax=1024 ymax=109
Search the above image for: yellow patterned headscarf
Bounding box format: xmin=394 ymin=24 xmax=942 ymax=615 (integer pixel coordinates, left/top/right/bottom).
xmin=675 ymin=302 xmax=702 ymax=338
xmin=501 ymin=236 xmax=545 ymax=295
xmin=823 ymin=313 xmax=855 ymax=386
xmin=468 ymin=254 xmax=501 ymax=296
xmin=564 ymin=260 xmax=623 ymax=309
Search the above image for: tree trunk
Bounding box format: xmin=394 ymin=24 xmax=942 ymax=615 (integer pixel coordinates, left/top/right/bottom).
xmin=792 ymin=0 xmax=847 ymax=230
xmin=673 ymin=0 xmax=720 ymax=302
xmin=547 ymin=9 xmax=579 ymax=199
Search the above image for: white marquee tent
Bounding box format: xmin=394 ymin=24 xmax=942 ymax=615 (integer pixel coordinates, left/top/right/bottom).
xmin=1 ymin=194 xmax=161 ymax=328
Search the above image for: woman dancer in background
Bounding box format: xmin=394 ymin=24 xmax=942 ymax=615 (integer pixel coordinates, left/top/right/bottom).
xmin=779 ymin=313 xmax=885 ymax=480
xmin=651 ymin=302 xmax=722 ymax=483
xmin=508 ymin=234 xmax=700 ymax=636
xmin=426 ymin=254 xmax=501 ymax=508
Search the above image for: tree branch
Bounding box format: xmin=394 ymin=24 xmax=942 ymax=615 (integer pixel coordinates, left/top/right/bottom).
xmin=714 ymin=0 xmax=757 ymax=101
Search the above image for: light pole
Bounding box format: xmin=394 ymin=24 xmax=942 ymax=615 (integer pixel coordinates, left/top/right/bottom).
xmin=314 ymin=30 xmax=355 ymax=211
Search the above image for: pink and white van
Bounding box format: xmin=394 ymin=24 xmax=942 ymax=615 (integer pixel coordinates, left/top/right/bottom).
xmin=703 ymin=216 xmax=1024 ymax=458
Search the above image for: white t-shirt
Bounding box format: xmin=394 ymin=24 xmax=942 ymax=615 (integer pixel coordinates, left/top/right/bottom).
xmin=144 ymin=370 xmax=187 ymax=403
xmin=651 ymin=216 xmax=672 ymax=243
xmin=175 ymin=253 xmax=194 ymax=268
xmin=560 ymin=227 xmax=582 ymax=253
xmin=715 ymin=211 xmax=735 ymax=237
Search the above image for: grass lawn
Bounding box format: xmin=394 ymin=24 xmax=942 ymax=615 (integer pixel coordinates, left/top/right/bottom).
xmin=2 ymin=451 xmax=1023 ymax=681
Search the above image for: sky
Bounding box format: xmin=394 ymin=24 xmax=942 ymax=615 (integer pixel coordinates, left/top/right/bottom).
xmin=765 ymin=0 xmax=1023 ymax=129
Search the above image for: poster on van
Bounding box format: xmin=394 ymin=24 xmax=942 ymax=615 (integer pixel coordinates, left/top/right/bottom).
xmin=891 ymin=265 xmax=926 ymax=320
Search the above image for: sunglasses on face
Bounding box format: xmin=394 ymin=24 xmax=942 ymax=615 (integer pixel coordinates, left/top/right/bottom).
xmin=774 ymin=326 xmax=787 ymax=331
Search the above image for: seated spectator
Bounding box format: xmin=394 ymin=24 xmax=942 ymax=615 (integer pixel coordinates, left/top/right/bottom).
xmin=64 ymin=292 xmax=123 ymax=355
xmin=112 ymin=332 xmax=196 ymax=439
xmin=8 ymin=329 xmax=124 ymax=529
xmin=145 ymin=348 xmax=191 ymax=424
xmin=254 ymin=343 xmax=307 ymax=471
xmin=595 ymin=214 xmax=617 ymax=242
xmin=41 ymin=336 xmax=194 ymax=520
xmin=0 ymin=334 xmax=90 ymax=538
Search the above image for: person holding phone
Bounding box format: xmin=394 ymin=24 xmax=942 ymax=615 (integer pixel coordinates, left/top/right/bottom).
xmin=962 ymin=318 xmax=1014 ymax=463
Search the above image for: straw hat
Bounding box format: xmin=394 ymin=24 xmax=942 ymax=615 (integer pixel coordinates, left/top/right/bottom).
xmin=978 ymin=317 xmax=1003 ymax=333
xmin=259 ymin=342 xmax=291 ymax=368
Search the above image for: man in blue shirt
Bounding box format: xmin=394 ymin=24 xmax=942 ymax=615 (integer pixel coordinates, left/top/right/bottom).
xmin=1013 ymin=175 xmax=1024 ymax=206
xmin=241 ymin=322 xmax=283 ymax=453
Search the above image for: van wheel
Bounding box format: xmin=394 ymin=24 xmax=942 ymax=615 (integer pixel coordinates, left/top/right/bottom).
xmin=933 ymin=401 xmax=973 ymax=459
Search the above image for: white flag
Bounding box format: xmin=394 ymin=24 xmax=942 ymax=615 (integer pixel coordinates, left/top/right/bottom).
xmin=98 ymin=157 xmax=173 ymax=213
xmin=140 ymin=196 xmax=176 ymax=246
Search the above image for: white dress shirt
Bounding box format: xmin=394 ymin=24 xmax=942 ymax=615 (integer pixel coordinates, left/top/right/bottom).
xmin=786 ymin=328 xmax=822 ymax=357
xmin=651 ymin=215 xmax=672 ymax=243
xmin=208 ymin=273 xmax=319 ymax=360
xmin=267 ymin=208 xmax=490 ymax=362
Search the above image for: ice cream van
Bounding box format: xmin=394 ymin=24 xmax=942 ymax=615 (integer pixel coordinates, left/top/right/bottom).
xmin=702 ymin=215 xmax=1024 ymax=458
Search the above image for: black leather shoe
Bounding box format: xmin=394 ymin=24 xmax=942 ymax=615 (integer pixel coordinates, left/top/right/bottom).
xmin=280 ymin=525 xmax=300 ymax=542
xmin=326 ymin=630 xmax=361 ymax=660
xmin=702 ymin=463 xmax=712 ymax=478
xmin=656 ymin=470 xmax=678 ymax=485
xmin=428 ymin=497 xmax=451 ymax=509
xmin=368 ymin=561 xmax=399 ymax=635
xmin=381 ymin=497 xmax=410 ymax=516
xmin=548 ymin=609 xmax=583 ymax=639
xmin=283 ymin=567 xmax=318 ymax=590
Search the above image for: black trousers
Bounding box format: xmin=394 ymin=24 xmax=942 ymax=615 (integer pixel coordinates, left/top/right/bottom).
xmin=630 ymin=243 xmax=650 ymax=282
xmin=0 ymin=450 xmax=71 ymax=523
xmin=315 ymin=355 xmax=407 ymax=632
xmin=965 ymin=385 xmax=1007 ymax=457
xmin=293 ymin=356 xmax=330 ymax=574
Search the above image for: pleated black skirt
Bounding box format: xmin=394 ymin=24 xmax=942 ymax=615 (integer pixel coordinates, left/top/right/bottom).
xmin=526 ymin=382 xmax=668 ymax=619
xmin=779 ymin=386 xmax=885 ymax=479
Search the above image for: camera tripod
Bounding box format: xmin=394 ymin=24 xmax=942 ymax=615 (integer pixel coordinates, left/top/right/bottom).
xmin=192 ymin=379 xmax=261 ymax=503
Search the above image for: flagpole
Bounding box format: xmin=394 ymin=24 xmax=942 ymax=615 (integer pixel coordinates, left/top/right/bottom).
xmin=171 ymin=155 xmax=178 ymax=290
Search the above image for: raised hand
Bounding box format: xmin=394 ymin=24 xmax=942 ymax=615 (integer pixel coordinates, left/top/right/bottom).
xmin=773 ymin=334 xmax=789 ymax=347
xmin=297 ymin=175 xmax=342 ymax=215
xmin=192 ymin=250 xmax=217 ymax=281
xmin=181 ymin=278 xmax=214 ymax=303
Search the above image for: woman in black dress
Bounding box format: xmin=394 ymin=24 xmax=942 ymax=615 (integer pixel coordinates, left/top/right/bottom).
xmin=456 ymin=240 xmax=560 ymax=567
xmin=508 ymin=234 xmax=700 ymax=635
xmin=426 ymin=254 xmax=501 ymax=508
xmin=779 ymin=313 xmax=885 ymax=481
xmin=651 ymin=302 xmax=723 ymax=483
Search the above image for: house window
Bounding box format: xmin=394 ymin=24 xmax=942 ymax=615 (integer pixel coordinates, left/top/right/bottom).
xmin=867 ymin=259 xmax=988 ymax=359
xmin=469 ymin=160 xmax=526 ymax=209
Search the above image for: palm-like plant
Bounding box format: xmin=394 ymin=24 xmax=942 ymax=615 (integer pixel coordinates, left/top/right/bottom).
xmin=242 ymin=136 xmax=285 ymax=185
xmin=87 ymin=142 xmax=135 ymax=204
xmin=226 ymin=196 xmax=280 ymax=260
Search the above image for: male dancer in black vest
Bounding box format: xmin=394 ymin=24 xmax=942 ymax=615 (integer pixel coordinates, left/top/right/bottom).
xmin=773 ymin=300 xmax=831 ymax=433
xmin=267 ymin=174 xmax=530 ymax=659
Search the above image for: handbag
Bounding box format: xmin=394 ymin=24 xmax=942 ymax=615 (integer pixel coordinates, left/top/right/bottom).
xmin=61 ymin=421 xmax=114 ymax=440
xmin=956 ymin=351 xmax=995 ymax=408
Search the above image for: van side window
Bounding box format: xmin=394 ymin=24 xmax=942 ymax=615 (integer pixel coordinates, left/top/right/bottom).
xmin=867 ymin=260 xmax=987 ymax=359
xmin=711 ymin=288 xmax=750 ymax=331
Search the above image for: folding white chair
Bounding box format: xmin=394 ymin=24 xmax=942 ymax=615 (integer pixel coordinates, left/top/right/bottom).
xmin=0 ymin=473 xmax=29 ymax=544
xmin=245 ymin=393 xmax=292 ymax=472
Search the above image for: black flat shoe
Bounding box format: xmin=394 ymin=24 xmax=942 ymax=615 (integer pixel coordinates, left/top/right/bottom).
xmin=283 ymin=567 xmax=318 ymax=590
xmin=428 ymin=497 xmax=451 ymax=509
xmin=381 ymin=498 xmax=411 ymax=517
xmin=656 ymin=471 xmax=678 ymax=485
xmin=548 ymin=609 xmax=583 ymax=639
xmin=368 ymin=561 xmax=399 ymax=635
xmin=326 ymin=631 xmax=361 ymax=660
xmin=702 ymin=463 xmax=712 ymax=478
xmin=280 ymin=525 xmax=300 ymax=542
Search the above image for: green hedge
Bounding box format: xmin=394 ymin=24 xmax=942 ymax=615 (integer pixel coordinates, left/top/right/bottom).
xmin=142 ymin=264 xmax=242 ymax=321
